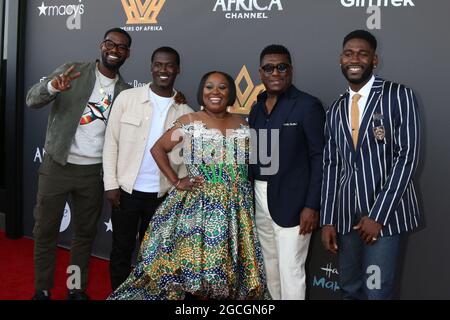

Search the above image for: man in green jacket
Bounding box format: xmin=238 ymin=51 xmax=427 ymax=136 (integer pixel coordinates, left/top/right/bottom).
xmin=26 ymin=28 xmax=132 ymax=300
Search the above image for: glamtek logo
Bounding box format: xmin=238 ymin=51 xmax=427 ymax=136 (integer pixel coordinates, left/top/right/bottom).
xmin=229 ymin=65 xmax=265 ymax=115
xmin=340 ymin=0 xmax=415 ymax=7
xmin=339 ymin=0 xmax=415 ymax=29
xmin=37 ymin=1 xmax=84 ymax=30
xmin=213 ymin=0 xmax=283 ymax=20
xmin=121 ymin=0 xmax=165 ymax=32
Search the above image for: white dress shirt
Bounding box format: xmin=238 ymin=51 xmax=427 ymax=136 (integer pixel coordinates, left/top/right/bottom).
xmin=348 ymin=75 xmax=375 ymax=126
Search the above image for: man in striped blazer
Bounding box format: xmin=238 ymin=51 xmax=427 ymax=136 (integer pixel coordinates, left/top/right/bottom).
xmin=320 ymin=30 xmax=421 ymax=299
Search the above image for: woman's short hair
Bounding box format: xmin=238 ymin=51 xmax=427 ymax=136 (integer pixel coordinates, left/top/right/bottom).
xmin=196 ymin=71 xmax=237 ymax=107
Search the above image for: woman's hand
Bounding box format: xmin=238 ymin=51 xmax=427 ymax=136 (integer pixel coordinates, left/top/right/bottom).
xmin=175 ymin=176 xmax=204 ymax=191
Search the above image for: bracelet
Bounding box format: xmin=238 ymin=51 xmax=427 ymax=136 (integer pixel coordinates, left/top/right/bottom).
xmin=174 ymin=179 xmax=181 ymax=188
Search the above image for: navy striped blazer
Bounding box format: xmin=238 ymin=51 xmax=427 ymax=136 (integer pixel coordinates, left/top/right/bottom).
xmin=320 ymin=77 xmax=421 ymax=237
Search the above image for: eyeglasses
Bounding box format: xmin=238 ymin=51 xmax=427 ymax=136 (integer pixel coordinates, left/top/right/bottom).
xmin=101 ymin=40 xmax=129 ymax=53
xmin=261 ymin=63 xmax=291 ymax=74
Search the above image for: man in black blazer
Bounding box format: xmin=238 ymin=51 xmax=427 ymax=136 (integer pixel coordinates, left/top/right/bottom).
xmin=249 ymin=45 xmax=325 ymax=299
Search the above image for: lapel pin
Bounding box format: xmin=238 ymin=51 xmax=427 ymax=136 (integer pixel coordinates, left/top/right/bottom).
xmin=373 ymin=126 xmax=385 ymax=140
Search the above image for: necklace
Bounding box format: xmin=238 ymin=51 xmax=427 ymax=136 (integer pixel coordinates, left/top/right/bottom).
xmin=150 ymin=90 xmax=173 ymax=118
xmin=95 ymin=65 xmax=118 ymax=96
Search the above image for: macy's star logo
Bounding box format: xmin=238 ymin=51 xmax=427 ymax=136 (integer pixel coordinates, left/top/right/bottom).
xmin=38 ymin=2 xmax=48 ymax=16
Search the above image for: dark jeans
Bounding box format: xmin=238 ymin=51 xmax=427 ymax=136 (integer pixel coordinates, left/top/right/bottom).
xmin=337 ymin=230 xmax=401 ymax=300
xmin=33 ymin=155 xmax=103 ymax=291
xmin=109 ymin=189 xmax=165 ymax=291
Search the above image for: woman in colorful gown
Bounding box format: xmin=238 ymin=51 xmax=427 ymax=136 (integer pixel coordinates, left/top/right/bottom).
xmin=108 ymin=71 xmax=268 ymax=300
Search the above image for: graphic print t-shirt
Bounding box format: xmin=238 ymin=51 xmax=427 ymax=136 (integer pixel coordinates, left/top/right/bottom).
xmin=67 ymin=70 xmax=117 ymax=165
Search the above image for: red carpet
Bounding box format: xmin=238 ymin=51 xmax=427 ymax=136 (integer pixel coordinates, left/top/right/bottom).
xmin=0 ymin=231 xmax=111 ymax=300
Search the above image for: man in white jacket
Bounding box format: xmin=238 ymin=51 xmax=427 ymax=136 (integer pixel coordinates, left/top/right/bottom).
xmin=103 ymin=47 xmax=193 ymax=291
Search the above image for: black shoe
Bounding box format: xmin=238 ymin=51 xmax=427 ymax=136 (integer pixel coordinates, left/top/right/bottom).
xmin=32 ymin=290 xmax=51 ymax=300
xmin=67 ymin=290 xmax=90 ymax=300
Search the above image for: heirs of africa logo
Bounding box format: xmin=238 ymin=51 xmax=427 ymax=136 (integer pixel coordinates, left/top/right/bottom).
xmin=229 ymin=65 xmax=265 ymax=115
xmin=121 ymin=0 xmax=165 ymax=32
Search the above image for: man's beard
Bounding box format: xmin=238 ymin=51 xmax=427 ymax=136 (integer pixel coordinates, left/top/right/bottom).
xmin=341 ymin=63 xmax=374 ymax=85
xmin=101 ymin=54 xmax=124 ymax=72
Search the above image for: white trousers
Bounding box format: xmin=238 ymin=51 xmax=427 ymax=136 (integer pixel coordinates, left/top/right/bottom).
xmin=254 ymin=180 xmax=311 ymax=300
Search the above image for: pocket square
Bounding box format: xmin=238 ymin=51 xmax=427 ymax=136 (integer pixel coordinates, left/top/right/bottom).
xmin=282 ymin=122 xmax=298 ymax=126
xmin=373 ymin=113 xmax=384 ymax=121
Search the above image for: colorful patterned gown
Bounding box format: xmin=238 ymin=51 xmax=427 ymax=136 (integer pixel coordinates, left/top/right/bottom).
xmin=108 ymin=121 xmax=268 ymax=300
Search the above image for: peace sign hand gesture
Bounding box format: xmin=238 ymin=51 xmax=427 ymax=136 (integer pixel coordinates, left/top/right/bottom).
xmin=50 ymin=65 xmax=81 ymax=92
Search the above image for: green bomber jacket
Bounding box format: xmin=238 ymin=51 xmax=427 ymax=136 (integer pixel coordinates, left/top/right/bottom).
xmin=26 ymin=60 xmax=131 ymax=165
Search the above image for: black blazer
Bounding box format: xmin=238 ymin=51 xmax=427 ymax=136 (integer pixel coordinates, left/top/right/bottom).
xmin=249 ymin=85 xmax=325 ymax=227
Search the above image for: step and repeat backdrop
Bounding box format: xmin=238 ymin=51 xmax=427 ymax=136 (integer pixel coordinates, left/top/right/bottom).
xmin=22 ymin=0 xmax=450 ymax=299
